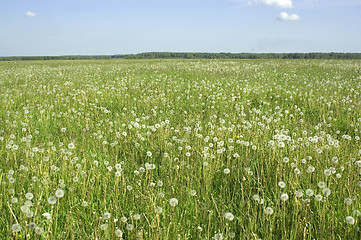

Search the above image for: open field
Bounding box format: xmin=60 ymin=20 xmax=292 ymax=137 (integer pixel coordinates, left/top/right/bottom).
xmin=1 ymin=59 xmax=361 ymax=239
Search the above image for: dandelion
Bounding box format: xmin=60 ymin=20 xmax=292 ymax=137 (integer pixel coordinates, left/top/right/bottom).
xmin=318 ymin=181 xmax=326 ymax=188
xmin=295 ymin=190 xmax=304 ymax=198
xmin=223 ymin=168 xmax=230 ymax=174
xmin=68 ymin=143 xmax=75 ymax=149
xmin=35 ymin=227 xmax=44 ymax=235
xmin=146 ymin=151 xmax=152 ymax=157
xmin=306 ymin=166 xmax=315 ymax=173
xmin=322 ymin=188 xmax=331 ymax=197
xmin=344 ymin=198 xmax=353 ymax=205
xmin=280 ymin=193 xmax=289 ymax=201
xmin=305 ymin=189 xmax=314 ymax=197
xmin=21 ymin=205 xmax=29 ymax=213
xmin=169 ymin=198 xmax=178 ymax=207
xmin=315 ymin=194 xmax=323 ymax=201
xmin=11 ymin=223 xmax=21 ymax=233
xmin=190 ymin=190 xmax=197 ymax=196
xmin=115 ymin=229 xmax=123 ymax=237
xmin=82 ymin=201 xmax=88 ymax=207
xmin=324 ymin=169 xmax=331 ymax=176
xmin=100 ymin=224 xmax=108 ymax=230
xmin=214 ymin=233 xmax=223 ymax=240
xmin=133 ymin=214 xmax=141 ymax=220
xmin=42 ymin=212 xmax=51 ymax=220
xmin=224 ymin=212 xmax=234 ymax=221
xmin=278 ymin=181 xmax=286 ymax=188
xmin=103 ymin=212 xmax=111 ymax=220
xmin=47 ymin=196 xmax=57 ymax=204
xmin=353 ymin=210 xmax=361 ymax=217
xmin=27 ymin=222 xmax=37 ymax=229
xmin=126 ymin=224 xmax=134 ymax=231
xmin=346 ymin=216 xmax=355 ymax=224
xmin=156 ymin=206 xmax=162 ymax=214
xmin=265 ymin=207 xmax=274 ymax=215
xmin=55 ymin=189 xmax=65 ymax=198
xmin=157 ymin=180 xmax=163 ymax=187
xmin=121 ymin=216 xmax=127 ymax=222
xmin=253 ymin=194 xmax=260 ymax=202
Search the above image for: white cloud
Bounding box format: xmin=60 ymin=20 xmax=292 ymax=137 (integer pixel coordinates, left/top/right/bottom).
xmin=277 ymin=12 xmax=300 ymax=21
xmin=255 ymin=0 xmax=293 ymax=8
xmin=25 ymin=11 xmax=37 ymax=17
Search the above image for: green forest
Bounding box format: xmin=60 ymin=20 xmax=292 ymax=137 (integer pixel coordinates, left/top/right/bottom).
xmin=1 ymin=52 xmax=361 ymax=61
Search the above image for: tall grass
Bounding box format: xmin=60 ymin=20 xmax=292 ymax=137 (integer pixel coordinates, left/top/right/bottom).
xmin=0 ymin=59 xmax=361 ymax=239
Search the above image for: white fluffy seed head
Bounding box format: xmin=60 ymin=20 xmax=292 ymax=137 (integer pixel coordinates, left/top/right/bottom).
xmin=224 ymin=212 xmax=234 ymax=221
xmin=169 ymin=198 xmax=178 ymax=207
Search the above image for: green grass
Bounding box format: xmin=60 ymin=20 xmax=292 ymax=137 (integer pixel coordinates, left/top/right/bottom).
xmin=0 ymin=59 xmax=361 ymax=239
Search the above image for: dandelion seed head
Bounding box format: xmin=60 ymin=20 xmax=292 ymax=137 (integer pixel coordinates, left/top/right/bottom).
xmin=346 ymin=216 xmax=355 ymax=224
xmin=47 ymin=196 xmax=57 ymax=204
xmin=224 ymin=212 xmax=234 ymax=221
xmin=280 ymin=193 xmax=289 ymax=201
xmin=55 ymin=189 xmax=65 ymax=198
xmin=169 ymin=198 xmax=178 ymax=207
xmin=265 ymin=207 xmax=274 ymax=215
xmin=11 ymin=223 xmax=21 ymax=233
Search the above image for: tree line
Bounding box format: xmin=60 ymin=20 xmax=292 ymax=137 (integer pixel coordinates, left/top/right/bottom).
xmin=1 ymin=52 xmax=361 ymax=61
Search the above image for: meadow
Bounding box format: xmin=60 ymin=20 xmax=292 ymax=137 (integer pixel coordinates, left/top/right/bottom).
xmin=0 ymin=59 xmax=361 ymax=239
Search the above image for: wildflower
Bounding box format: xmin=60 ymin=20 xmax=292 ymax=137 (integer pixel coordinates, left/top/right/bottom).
xmin=35 ymin=227 xmax=43 ymax=235
xmin=305 ymin=189 xmax=314 ymax=197
xmin=322 ymin=188 xmax=331 ymax=197
xmin=315 ymin=194 xmax=323 ymax=201
xmin=121 ymin=216 xmax=127 ymax=222
xmin=42 ymin=212 xmax=51 ymax=220
xmin=318 ymin=181 xmax=326 ymax=188
xmin=280 ymin=193 xmax=289 ymax=201
xmin=346 ymin=216 xmax=355 ymax=224
xmin=115 ymin=229 xmax=123 ymax=237
xmin=156 ymin=206 xmax=162 ymax=214
xmin=169 ymin=198 xmax=178 ymax=207
xmin=82 ymin=201 xmax=88 ymax=207
xmin=27 ymin=222 xmax=37 ymax=229
xmin=126 ymin=224 xmax=134 ymax=231
xmin=295 ymin=190 xmax=304 ymax=198
xmin=214 ymin=233 xmax=223 ymax=240
xmin=190 ymin=190 xmax=197 ymax=196
xmin=344 ymin=198 xmax=353 ymax=205
xmin=47 ymin=196 xmax=57 ymax=204
xmin=100 ymin=224 xmax=108 ymax=230
xmin=265 ymin=207 xmax=274 ymax=215
xmin=278 ymin=181 xmax=286 ymax=188
xmin=55 ymin=189 xmax=65 ymax=198
xmin=353 ymin=210 xmax=361 ymax=217
xmin=103 ymin=212 xmax=111 ymax=220
xmin=224 ymin=212 xmax=234 ymax=221
xmin=223 ymin=168 xmax=230 ymax=174
xmin=11 ymin=223 xmax=21 ymax=233
xmin=133 ymin=214 xmax=141 ymax=220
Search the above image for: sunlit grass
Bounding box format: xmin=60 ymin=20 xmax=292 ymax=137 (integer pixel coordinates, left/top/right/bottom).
xmin=0 ymin=59 xmax=361 ymax=239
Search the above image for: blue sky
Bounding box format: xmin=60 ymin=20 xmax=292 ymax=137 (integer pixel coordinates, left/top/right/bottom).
xmin=1 ymin=0 xmax=360 ymax=56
